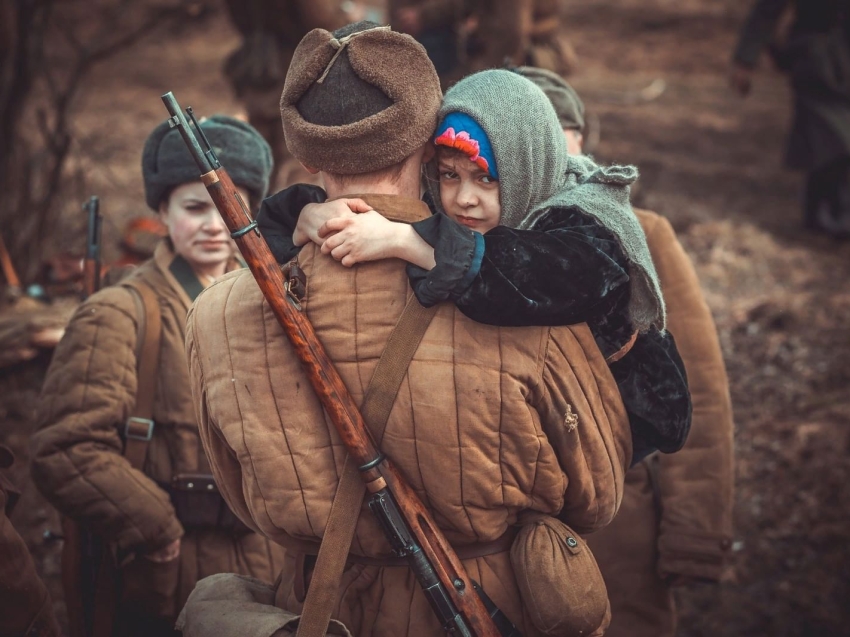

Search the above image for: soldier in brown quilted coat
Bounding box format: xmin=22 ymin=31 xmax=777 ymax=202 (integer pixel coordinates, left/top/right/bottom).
xmin=517 ymin=66 xmax=735 ymax=637
xmin=185 ymin=22 xmax=632 ymax=637
xmin=29 ymin=117 xmax=287 ymax=637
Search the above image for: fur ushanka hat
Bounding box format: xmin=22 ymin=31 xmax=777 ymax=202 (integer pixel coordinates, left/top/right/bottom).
xmin=142 ymin=115 xmax=272 ymax=210
xmin=280 ymin=21 xmax=442 ymax=175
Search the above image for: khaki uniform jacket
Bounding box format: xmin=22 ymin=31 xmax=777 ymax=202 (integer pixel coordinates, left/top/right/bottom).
xmin=30 ymin=242 xmax=285 ymax=621
xmin=186 ymin=195 xmax=632 ymax=637
xmin=0 ymin=447 xmax=61 ymax=637
xmin=587 ymin=210 xmax=735 ymax=637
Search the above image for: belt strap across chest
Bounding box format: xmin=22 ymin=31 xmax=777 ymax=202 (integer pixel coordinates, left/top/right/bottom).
xmin=295 ymin=293 xmax=439 ymax=637
xmin=123 ymin=280 xmax=162 ymax=471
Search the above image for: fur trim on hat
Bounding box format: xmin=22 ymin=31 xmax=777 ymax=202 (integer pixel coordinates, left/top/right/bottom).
xmin=280 ymin=26 xmax=442 ymax=175
xmin=142 ymin=115 xmax=272 ymax=210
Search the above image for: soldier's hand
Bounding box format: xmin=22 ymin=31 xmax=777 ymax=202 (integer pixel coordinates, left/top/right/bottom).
xmin=729 ymin=64 xmax=753 ymax=97
xmin=144 ymin=538 xmax=181 ymax=563
xmin=294 ymin=198 xmax=372 ymax=247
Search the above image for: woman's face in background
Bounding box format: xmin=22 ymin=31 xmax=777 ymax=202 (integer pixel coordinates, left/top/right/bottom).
xmin=158 ymin=182 xmax=246 ymax=277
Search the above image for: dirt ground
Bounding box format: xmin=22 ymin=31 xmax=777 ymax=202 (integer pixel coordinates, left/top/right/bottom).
xmin=2 ymin=1 xmax=849 ymax=636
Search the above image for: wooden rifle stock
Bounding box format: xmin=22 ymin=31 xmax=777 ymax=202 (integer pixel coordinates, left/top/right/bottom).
xmin=162 ymin=93 xmax=503 ymax=637
xmin=0 ymin=232 xmax=21 ymax=290
xmin=61 ymin=194 xmax=117 ymax=637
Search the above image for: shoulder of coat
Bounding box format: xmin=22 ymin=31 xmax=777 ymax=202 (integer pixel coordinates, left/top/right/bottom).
xmin=193 ymin=269 xmax=256 ymax=312
xmin=633 ymin=207 xmax=678 ymax=249
xmin=633 ymin=207 xmax=660 ymax=231
xmin=78 ymin=284 xmax=138 ymax=319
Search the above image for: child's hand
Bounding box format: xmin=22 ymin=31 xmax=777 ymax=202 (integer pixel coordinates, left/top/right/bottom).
xmin=293 ymin=198 xmax=373 ymax=247
xmin=319 ymin=211 xmax=402 ymax=267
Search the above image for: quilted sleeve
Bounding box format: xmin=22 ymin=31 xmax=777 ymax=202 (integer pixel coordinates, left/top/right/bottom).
xmin=29 ymin=288 xmax=183 ymax=556
xmin=641 ymin=213 xmax=734 ymax=581
xmin=536 ymin=324 xmax=631 ymax=535
xmin=185 ymin=303 xmax=257 ymax=533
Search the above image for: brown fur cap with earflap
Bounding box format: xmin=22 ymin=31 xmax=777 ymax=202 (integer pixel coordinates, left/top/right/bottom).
xmin=280 ymin=21 xmax=442 ymax=175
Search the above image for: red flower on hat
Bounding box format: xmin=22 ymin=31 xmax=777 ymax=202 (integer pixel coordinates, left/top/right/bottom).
xmin=434 ymin=127 xmax=490 ymax=173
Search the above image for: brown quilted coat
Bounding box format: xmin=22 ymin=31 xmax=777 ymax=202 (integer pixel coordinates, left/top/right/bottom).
xmin=0 ymin=447 xmax=61 ymax=637
xmin=587 ymin=210 xmax=735 ymax=637
xmin=29 ymin=242 xmax=285 ymax=623
xmin=185 ymin=195 xmax=632 ymax=637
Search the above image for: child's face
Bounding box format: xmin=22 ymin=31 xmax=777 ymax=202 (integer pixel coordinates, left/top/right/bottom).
xmin=437 ymin=152 xmax=501 ymax=234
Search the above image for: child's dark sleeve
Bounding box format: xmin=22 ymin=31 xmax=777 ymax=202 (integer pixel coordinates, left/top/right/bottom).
xmin=256 ymin=184 xmax=328 ymax=264
xmin=611 ymin=329 xmax=693 ymax=465
xmin=407 ymin=206 xmax=631 ymax=326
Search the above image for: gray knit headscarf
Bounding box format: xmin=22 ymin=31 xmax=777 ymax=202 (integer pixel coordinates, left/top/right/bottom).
xmin=435 ymin=69 xmax=666 ymax=331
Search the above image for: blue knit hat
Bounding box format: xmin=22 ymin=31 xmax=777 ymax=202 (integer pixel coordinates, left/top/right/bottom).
xmin=434 ymin=112 xmax=499 ymax=179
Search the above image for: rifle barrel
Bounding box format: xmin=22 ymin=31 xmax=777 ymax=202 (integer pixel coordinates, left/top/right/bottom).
xmin=83 ymin=196 xmax=102 ymax=299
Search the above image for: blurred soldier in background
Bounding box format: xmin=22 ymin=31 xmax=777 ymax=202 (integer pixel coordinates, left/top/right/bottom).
xmin=222 ymin=0 xmax=347 ymax=186
xmin=391 ymin=0 xmax=578 ymax=89
xmin=0 ymin=0 xmax=13 ymax=70
xmin=465 ymin=1 xmax=577 ymax=78
xmin=516 ymin=66 xmax=736 ymax=637
xmin=0 ymin=445 xmax=61 ymax=637
xmin=389 ymin=0 xmax=469 ymax=87
xmin=731 ymin=0 xmax=850 ymax=238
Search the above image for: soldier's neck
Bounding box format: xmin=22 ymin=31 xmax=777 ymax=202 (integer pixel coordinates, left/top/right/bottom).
xmin=322 ymin=156 xmax=424 ymax=202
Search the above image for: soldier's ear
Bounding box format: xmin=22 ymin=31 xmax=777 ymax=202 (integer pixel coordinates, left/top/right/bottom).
xmin=300 ymin=163 xmax=321 ymax=175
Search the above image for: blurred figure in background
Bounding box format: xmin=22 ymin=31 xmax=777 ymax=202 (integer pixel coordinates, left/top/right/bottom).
xmin=731 ymin=0 xmax=850 ymax=238
xmin=391 ymin=0 xmax=578 ymax=89
xmin=516 ymin=66 xmax=735 ymax=637
xmin=222 ymin=0 xmax=347 ymax=187
xmin=465 ymin=0 xmax=577 ymax=78
xmin=0 ymin=445 xmax=61 ymax=637
xmin=389 ymin=0 xmax=470 ymax=87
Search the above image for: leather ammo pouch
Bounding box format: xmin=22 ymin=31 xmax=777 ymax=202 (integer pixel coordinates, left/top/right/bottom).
xmin=510 ymin=514 xmax=609 ymax=636
xmin=124 ymin=281 xmax=250 ymax=536
xmin=162 ymin=474 xmax=251 ymax=534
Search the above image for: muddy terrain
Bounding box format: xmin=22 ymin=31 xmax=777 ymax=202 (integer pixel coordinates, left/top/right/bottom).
xmin=2 ymin=1 xmax=849 ymax=636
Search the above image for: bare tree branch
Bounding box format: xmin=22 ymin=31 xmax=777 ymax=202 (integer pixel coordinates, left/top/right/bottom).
xmin=0 ymin=0 xmax=200 ymax=282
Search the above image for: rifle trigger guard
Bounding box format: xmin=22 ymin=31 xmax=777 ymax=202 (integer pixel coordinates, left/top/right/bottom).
xmin=231 ymin=220 xmax=259 ymax=239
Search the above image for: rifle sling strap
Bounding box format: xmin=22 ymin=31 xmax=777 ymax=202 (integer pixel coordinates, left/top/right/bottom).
xmin=123 ymin=280 xmax=162 ymax=472
xmin=295 ymin=295 xmax=439 ymax=637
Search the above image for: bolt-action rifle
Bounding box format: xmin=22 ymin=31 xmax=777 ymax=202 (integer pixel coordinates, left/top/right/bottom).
xmin=59 ymin=195 xmax=118 ymax=637
xmin=161 ymin=92 xmax=520 ymax=637
xmin=82 ymin=196 xmax=102 ymax=299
